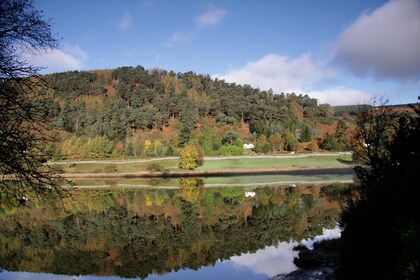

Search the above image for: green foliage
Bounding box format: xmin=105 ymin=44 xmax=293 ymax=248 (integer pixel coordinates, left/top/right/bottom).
xmin=218 ymin=145 xmax=243 ymax=156
xmin=179 ymin=100 xmax=197 ymax=147
xmin=202 ymin=127 xmax=213 ymax=155
xmin=165 ymin=145 xmax=174 ymax=156
xmin=320 ymin=135 xmax=342 ymax=151
xmin=146 ymin=163 xmax=164 ymax=172
xmin=284 ymin=130 xmax=299 ymax=151
xmin=212 ymin=135 xmax=222 ymax=151
xmin=61 ymin=135 xmax=115 ymax=159
xmin=258 ymin=134 xmax=271 ymax=153
xmin=178 ymin=146 xmax=204 ymax=170
xmin=300 ymin=124 xmax=313 ymax=142
xmin=0 ymin=184 xmax=349 ymax=278
xmin=40 ymin=67 xmax=341 ymax=153
xmin=125 ymin=142 xmax=134 ymax=156
xmin=221 ymin=130 xmax=240 ymax=146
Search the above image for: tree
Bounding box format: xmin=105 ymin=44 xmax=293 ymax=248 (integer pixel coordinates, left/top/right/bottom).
xmin=283 ymin=130 xmax=299 ymax=151
xmin=178 ymin=146 xmax=204 ymax=170
xmin=338 ymin=102 xmax=420 ymax=279
xmin=269 ymin=132 xmax=284 ymax=152
xmin=351 ymin=100 xmax=397 ymax=164
xmin=300 ymin=124 xmax=313 ymax=142
xmin=178 ymin=99 xmax=196 ymax=147
xmin=258 ymin=134 xmax=271 ymax=153
xmin=221 ymin=130 xmax=240 ymax=146
xmin=202 ymin=127 xmax=213 ymax=155
xmin=0 ymin=0 xmax=64 ymax=201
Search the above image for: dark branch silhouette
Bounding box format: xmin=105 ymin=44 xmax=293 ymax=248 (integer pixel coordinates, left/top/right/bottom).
xmin=0 ymin=0 xmax=65 ymax=202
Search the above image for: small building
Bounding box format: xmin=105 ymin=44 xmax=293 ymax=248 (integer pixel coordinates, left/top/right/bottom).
xmin=243 ymin=143 xmax=254 ymax=149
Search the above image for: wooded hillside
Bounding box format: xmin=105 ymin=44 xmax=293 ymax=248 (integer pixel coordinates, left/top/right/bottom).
xmin=40 ymin=66 xmax=352 ymax=159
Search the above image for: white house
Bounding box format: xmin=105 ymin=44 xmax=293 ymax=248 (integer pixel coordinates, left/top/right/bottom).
xmin=243 ymin=143 xmax=254 ymax=149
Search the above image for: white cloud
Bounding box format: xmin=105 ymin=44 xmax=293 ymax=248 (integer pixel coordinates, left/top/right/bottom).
xmin=25 ymin=43 xmax=87 ymax=73
xmin=215 ymin=53 xmax=371 ymax=105
xmin=117 ymin=12 xmax=133 ymax=30
xmin=307 ymin=86 xmax=371 ymax=105
xmin=166 ymin=31 xmax=194 ymax=47
xmin=334 ymin=0 xmax=420 ymax=79
xmin=215 ymin=53 xmax=332 ymax=93
xmin=195 ymin=8 xmax=226 ymax=27
xmin=230 ymin=241 xmax=299 ymax=277
xmin=166 ymin=7 xmax=226 ymax=47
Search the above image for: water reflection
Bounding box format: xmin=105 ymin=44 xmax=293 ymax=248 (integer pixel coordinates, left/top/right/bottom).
xmin=230 ymin=241 xmax=299 ymax=276
xmin=0 ymin=180 xmax=352 ymax=279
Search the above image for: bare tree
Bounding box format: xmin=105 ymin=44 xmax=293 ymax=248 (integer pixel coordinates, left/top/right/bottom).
xmin=351 ymin=97 xmax=399 ymax=166
xmin=0 ymin=0 xmax=64 ymax=202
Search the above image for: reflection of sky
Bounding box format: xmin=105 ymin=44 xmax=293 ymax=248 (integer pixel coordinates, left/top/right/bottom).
xmin=0 ymin=227 xmax=341 ymax=280
xmin=229 ymin=241 xmax=299 ymax=277
xmin=227 ymin=226 xmax=341 ymax=278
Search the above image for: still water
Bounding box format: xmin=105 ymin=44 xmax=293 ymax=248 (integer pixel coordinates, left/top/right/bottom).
xmin=0 ymin=176 xmax=352 ymax=280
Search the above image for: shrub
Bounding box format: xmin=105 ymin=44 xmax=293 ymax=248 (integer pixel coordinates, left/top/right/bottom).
xmin=222 ymin=130 xmax=240 ymax=146
xmin=284 ymin=130 xmax=299 ymax=151
xmin=308 ymin=140 xmax=319 ymax=152
xmin=178 ymin=145 xmax=204 ymax=170
xmin=219 ymin=145 xmax=243 ymax=156
xmin=146 ymin=163 xmax=164 ymax=172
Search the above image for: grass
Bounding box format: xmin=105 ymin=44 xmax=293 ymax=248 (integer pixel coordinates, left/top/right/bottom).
xmin=62 ymin=160 xmax=179 ymax=174
xmin=197 ymin=154 xmax=353 ymax=171
xmin=56 ymin=154 xmax=353 ymax=174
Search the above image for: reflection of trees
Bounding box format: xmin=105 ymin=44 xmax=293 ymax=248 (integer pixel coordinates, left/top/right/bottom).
xmin=179 ymin=178 xmax=203 ymax=203
xmin=0 ymin=184 xmax=352 ymax=278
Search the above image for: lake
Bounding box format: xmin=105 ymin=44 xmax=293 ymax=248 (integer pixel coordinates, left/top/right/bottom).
xmin=0 ymin=175 xmax=353 ymax=280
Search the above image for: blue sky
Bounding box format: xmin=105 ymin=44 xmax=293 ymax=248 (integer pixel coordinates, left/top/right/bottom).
xmin=31 ymin=0 xmax=420 ymax=105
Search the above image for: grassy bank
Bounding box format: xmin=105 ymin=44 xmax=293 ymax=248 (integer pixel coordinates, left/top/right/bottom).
xmin=53 ymin=154 xmax=353 ymax=175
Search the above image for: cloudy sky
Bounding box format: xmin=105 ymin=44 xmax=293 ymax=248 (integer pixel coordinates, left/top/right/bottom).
xmin=33 ymin=0 xmax=420 ymax=105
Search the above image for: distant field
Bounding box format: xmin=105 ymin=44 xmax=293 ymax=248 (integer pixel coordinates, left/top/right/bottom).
xmin=53 ymin=153 xmax=353 ymax=174
xmin=197 ymin=154 xmax=352 ymax=171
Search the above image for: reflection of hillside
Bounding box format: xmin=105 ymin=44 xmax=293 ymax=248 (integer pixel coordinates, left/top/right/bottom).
xmin=0 ymin=183 xmax=352 ymax=278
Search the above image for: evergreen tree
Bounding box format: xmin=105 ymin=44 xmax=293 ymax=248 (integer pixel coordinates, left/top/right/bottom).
xmin=284 ymin=130 xmax=299 ymax=151
xmin=202 ymin=127 xmax=213 ymax=155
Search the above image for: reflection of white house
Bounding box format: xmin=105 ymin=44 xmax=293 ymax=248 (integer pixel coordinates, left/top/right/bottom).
xmin=243 ymin=143 xmax=254 ymax=149
xmin=245 ymin=191 xmax=256 ymax=197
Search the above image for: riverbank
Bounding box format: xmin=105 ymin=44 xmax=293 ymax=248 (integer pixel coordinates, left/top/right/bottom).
xmin=49 ymin=152 xmax=354 ymax=177
xmin=58 ymin=165 xmax=355 ymax=178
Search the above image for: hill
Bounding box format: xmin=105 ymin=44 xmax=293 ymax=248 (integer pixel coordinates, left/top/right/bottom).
xmin=39 ymin=66 xmax=353 ymax=160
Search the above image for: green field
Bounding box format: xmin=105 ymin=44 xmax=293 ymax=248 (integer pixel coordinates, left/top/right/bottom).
xmin=54 ymin=154 xmax=353 ymax=174
xmin=198 ymin=155 xmax=352 ymax=171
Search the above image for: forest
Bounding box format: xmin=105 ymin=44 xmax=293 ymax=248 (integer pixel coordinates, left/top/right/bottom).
xmin=39 ymin=66 xmax=353 ymax=160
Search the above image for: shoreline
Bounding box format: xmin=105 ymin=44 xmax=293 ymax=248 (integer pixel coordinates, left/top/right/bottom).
xmin=57 ymin=165 xmax=356 ymax=179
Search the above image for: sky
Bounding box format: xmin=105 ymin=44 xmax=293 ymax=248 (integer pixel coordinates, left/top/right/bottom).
xmin=31 ymin=0 xmax=420 ymax=105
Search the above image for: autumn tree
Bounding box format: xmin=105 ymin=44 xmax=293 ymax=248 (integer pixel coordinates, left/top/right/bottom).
xmin=0 ymin=0 xmax=64 ymax=201
xmin=269 ymin=133 xmax=284 ymax=152
xmin=178 ymin=146 xmax=204 ymax=170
